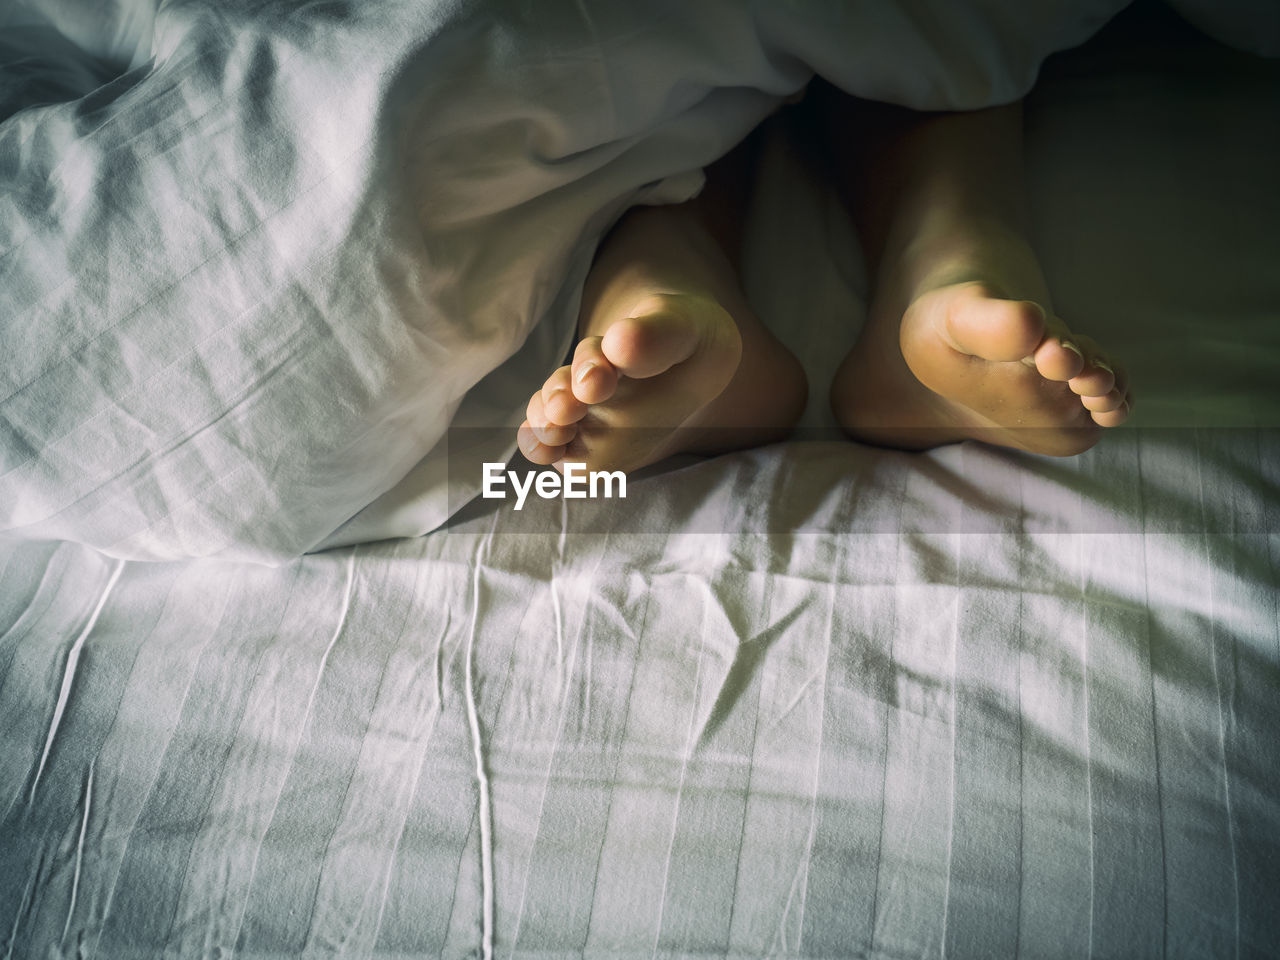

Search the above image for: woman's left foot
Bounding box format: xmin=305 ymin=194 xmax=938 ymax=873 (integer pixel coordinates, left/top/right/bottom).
xmin=519 ymin=204 xmax=806 ymax=474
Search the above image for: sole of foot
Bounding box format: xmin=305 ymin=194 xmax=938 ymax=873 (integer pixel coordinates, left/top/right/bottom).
xmin=519 ymin=208 xmax=806 ymax=475
xmin=833 ymin=279 xmax=1132 ymax=457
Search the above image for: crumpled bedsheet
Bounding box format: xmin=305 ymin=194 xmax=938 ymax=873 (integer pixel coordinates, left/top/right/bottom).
xmin=1 ymin=428 xmax=1277 ymax=958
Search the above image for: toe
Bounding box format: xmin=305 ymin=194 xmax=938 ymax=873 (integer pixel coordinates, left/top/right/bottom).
xmin=542 ymin=366 xmax=588 ymax=424
xmin=526 ymin=390 xmax=578 ymax=446
xmin=1091 ymin=399 xmax=1131 ymax=428
xmin=1033 ymin=337 xmax=1086 ymax=382
xmin=600 ymin=297 xmax=701 ymax=378
xmin=1094 ymin=363 xmax=1134 ymax=423
xmin=1082 ymin=359 xmax=1133 ymax=426
xmin=571 ymin=336 xmax=619 ymax=404
xmin=1081 ymin=389 xmax=1125 ymax=413
xmin=518 ymin=420 xmax=566 ymax=464
xmin=1068 ymin=359 xmax=1116 ymax=398
xmin=945 ymin=284 xmax=1046 ymax=362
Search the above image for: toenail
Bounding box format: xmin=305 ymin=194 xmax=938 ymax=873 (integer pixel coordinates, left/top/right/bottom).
xmin=1060 ymin=340 xmax=1084 ymax=359
xmin=1093 ymin=360 xmax=1114 ymax=375
xmin=575 ymin=362 xmax=597 ymax=384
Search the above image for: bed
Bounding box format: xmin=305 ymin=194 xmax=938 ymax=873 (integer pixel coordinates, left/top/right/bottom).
xmin=2 ymin=1 xmax=1278 ymax=957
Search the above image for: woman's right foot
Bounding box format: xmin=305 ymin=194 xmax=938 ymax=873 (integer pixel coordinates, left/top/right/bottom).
xmin=814 ymin=94 xmax=1132 ymax=457
xmin=832 ymin=219 xmax=1132 ymax=457
xmin=518 ymin=205 xmax=806 ymax=474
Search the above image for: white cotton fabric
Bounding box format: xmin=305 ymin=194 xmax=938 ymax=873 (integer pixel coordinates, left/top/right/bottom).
xmin=1 ymin=12 xmax=1278 ymax=956
xmin=1 ymin=442 xmax=1277 ymax=958
xmin=0 ymin=0 xmax=1135 ymax=563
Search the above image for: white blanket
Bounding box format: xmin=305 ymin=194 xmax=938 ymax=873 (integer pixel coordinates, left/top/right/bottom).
xmin=0 ymin=0 xmax=1133 ymax=563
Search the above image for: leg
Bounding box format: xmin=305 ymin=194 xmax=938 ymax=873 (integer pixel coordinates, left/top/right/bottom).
xmin=821 ymin=86 xmax=1132 ymax=456
xmin=518 ymin=133 xmax=807 ymax=473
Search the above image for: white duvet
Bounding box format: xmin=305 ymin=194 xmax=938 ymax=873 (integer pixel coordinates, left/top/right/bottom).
xmin=0 ymin=0 xmax=1152 ymax=563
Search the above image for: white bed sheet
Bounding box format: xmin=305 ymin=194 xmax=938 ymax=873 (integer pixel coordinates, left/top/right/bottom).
xmin=2 ymin=3 xmax=1279 ymax=958
xmin=1 ymin=436 xmax=1277 ymax=958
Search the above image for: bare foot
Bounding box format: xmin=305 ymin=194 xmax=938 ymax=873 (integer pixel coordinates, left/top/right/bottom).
xmin=832 ymin=220 xmax=1133 ymax=456
xmin=518 ymin=204 xmax=806 ymax=473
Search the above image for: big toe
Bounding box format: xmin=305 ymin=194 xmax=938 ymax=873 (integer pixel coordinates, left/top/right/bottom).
xmin=599 ymin=295 xmax=702 ymax=379
xmin=944 ymin=283 xmax=1047 ymax=362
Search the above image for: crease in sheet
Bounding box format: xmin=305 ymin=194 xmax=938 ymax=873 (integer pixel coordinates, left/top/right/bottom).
xmin=652 ymin=581 xmax=709 ymax=952
xmin=776 ymin=563 xmax=838 ymax=954
xmin=509 ymin=532 xmax=611 ymax=951
xmin=61 ymin=758 xmax=94 ymax=945
xmin=465 ymin=530 xmax=494 ymax=960
xmin=871 ymin=482 xmax=911 ymax=953
xmin=372 ymin=561 xmax=453 ymax=948
xmin=1013 ymin=536 xmax=1027 ymax=956
xmin=28 ymin=558 xmax=124 ymax=804
xmin=551 ymin=497 xmax=570 ymax=700
xmin=551 ymin=568 xmax=565 ymax=700
xmin=221 ymin=549 xmax=355 ymax=956
xmin=939 ymin=545 xmax=961 ymax=953
xmin=1202 ymin=528 xmax=1241 ymax=951
xmin=1080 ymin=535 xmax=1096 ymax=958
xmin=765 ymin=667 xmax=824 ymax=737
xmin=723 ymin=571 xmax=773 ymax=951
xmin=433 ymin=607 xmax=451 ymax=711
xmin=300 ymin=549 xmax=356 ymax=737
xmin=3 ymin=863 xmax=38 ymax=960
xmin=694 ymin=602 xmax=806 ymax=750
xmin=1138 ymin=530 xmax=1170 ymax=956
xmin=774 ymin=850 xmax=810 ymax=954
xmin=0 ymin=545 xmax=66 ymax=649
xmin=507 ymin=563 xmax=584 ymax=950
xmin=1194 ymin=433 xmax=1240 ymax=948
xmin=557 ymin=490 xmax=569 ymax=562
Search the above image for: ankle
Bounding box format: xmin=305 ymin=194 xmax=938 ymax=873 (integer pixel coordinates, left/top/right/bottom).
xmin=884 ymin=214 xmax=1048 ymax=306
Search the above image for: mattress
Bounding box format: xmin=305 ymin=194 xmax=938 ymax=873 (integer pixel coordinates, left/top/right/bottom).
xmin=2 ymin=2 xmax=1279 ymax=958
